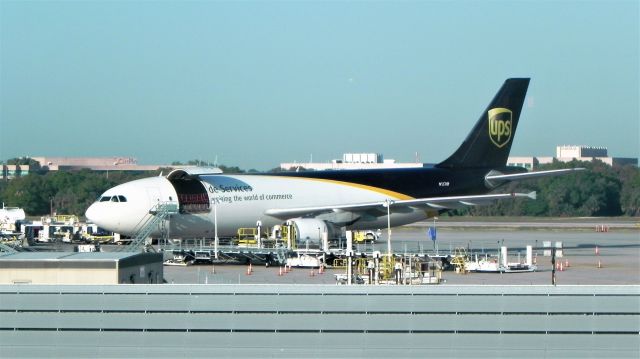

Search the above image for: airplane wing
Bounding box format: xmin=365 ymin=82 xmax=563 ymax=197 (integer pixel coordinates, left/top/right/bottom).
xmin=264 ymin=191 xmax=536 ymax=220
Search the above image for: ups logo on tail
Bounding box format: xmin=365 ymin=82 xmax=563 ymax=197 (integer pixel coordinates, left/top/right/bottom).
xmin=488 ymin=108 xmax=512 ymax=148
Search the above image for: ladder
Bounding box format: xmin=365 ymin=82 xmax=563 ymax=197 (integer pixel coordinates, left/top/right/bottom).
xmin=115 ymin=202 xmax=179 ymax=252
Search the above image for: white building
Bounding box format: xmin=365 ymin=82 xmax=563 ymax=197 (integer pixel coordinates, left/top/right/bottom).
xmin=1 ymin=156 xmax=177 ymax=180
xmin=280 ymin=153 xmax=424 ymax=171
xmin=556 ymin=145 xmax=608 ymax=159
xmin=31 ymin=156 xmax=164 ymax=171
xmin=507 ymin=145 xmax=637 ymax=170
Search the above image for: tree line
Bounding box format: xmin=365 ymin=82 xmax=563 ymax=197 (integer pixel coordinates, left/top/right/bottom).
xmin=0 ymin=158 xmax=638 ymax=217
xmin=455 ymin=160 xmax=639 ymax=217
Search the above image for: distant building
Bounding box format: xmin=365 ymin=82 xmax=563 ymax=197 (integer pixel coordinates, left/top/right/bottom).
xmin=1 ymin=157 xmax=176 ymax=180
xmin=556 ymin=145 xmax=608 ymax=158
xmin=31 ymin=156 xmax=165 ymax=171
xmin=504 ymin=157 xmax=537 ymax=171
xmin=507 ymin=145 xmax=637 ymax=170
xmin=342 ymin=153 xmax=383 ymax=164
xmin=280 ymin=153 xmax=424 ymax=171
xmin=0 ymin=165 xmax=29 ymax=180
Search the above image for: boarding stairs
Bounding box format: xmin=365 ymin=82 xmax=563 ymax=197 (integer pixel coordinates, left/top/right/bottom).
xmin=274 ymin=246 xmax=288 ymax=265
xmin=0 ymin=242 xmax=18 ymax=254
xmin=115 ymin=202 xmax=179 ymax=253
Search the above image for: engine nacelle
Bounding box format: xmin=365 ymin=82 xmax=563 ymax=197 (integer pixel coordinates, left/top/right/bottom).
xmin=287 ymin=218 xmax=337 ymax=245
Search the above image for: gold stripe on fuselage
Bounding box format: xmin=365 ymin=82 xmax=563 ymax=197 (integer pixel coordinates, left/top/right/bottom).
xmin=263 ymin=175 xmax=415 ymax=201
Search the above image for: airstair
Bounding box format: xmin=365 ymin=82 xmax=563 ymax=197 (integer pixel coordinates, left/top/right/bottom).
xmin=274 ymin=246 xmax=288 ymax=265
xmin=115 ymin=202 xmax=179 ymax=252
xmin=0 ymin=242 xmax=18 ymax=254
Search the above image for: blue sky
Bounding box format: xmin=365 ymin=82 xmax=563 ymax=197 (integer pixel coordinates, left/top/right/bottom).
xmin=1 ymin=0 xmax=638 ymax=170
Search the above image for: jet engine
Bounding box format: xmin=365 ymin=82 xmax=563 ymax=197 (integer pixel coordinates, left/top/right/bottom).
xmin=286 ymin=218 xmax=337 ymax=246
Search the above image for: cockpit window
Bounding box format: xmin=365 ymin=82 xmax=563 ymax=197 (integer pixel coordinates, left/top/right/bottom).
xmin=98 ymin=195 xmax=126 ymax=203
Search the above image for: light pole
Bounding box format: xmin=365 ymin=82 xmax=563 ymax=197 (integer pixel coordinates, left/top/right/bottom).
xmin=433 ymin=216 xmax=438 ymax=254
xmin=214 ymin=200 xmax=218 ymax=259
xmin=384 ymin=199 xmax=393 ymax=259
xmin=256 ymin=220 xmax=262 ymax=248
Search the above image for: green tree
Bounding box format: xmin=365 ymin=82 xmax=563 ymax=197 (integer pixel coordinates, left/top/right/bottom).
xmin=1 ymin=174 xmax=55 ymax=214
xmin=617 ymin=164 xmax=640 ymax=216
xmin=0 ymin=167 xmax=160 ymax=216
xmin=461 ymin=159 xmax=624 ymax=217
xmin=7 ymin=157 xmax=40 ymax=167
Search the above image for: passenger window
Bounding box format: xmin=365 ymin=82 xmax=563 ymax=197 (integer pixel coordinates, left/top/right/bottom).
xmin=111 ymin=196 xmax=119 ymax=202
xmin=118 ymin=195 xmax=127 ymax=202
xmin=100 ymin=196 xmax=111 ymax=202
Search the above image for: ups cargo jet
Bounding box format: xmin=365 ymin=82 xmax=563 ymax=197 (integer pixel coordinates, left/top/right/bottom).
xmin=85 ymin=78 xmax=582 ymax=240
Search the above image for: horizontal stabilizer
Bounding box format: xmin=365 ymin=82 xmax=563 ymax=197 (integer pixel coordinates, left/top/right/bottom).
xmin=486 ymin=168 xmax=585 ymax=182
xmin=485 ymin=168 xmax=585 ymax=188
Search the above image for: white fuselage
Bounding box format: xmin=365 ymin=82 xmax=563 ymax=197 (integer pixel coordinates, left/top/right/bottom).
xmin=85 ymin=174 xmax=428 ymax=238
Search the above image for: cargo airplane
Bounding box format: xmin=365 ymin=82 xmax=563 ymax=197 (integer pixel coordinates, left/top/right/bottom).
xmin=86 ymin=78 xmax=582 ymax=241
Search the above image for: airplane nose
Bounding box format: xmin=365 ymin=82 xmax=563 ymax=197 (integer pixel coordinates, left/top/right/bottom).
xmin=85 ymin=203 xmax=99 ymax=223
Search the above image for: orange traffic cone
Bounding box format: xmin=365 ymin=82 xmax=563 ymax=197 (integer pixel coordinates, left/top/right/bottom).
xmin=246 ymin=263 xmax=253 ymax=275
xmin=278 ymin=267 xmax=283 ymax=276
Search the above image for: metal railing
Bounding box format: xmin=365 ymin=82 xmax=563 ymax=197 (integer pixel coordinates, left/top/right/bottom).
xmin=115 ymin=202 xmax=179 ymax=252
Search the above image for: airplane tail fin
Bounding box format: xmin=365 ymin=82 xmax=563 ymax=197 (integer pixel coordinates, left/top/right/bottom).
xmin=437 ymin=78 xmax=530 ymax=169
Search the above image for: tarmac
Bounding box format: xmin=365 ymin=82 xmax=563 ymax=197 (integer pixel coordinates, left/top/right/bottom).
xmin=163 ymin=223 xmax=640 ymax=286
